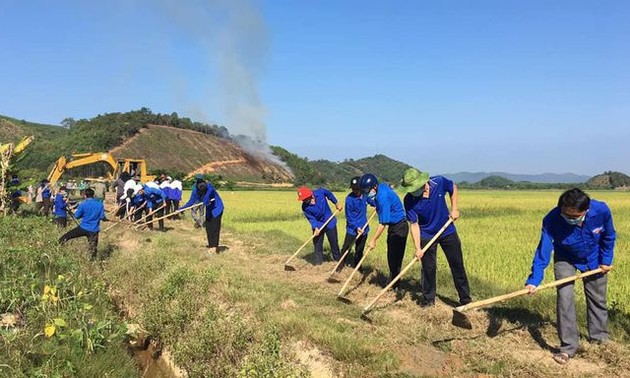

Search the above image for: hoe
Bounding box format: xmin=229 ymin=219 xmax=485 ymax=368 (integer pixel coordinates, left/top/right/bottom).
xmin=327 ymin=211 xmax=377 ymax=283
xmin=451 ymin=268 xmax=606 ymax=329
xmin=284 ymin=209 xmax=341 ymax=271
xmin=361 ymin=218 xmax=453 ymax=317
xmin=336 ymin=245 xmax=375 ymax=304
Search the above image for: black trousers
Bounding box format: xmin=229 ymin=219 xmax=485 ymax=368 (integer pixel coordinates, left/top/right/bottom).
xmin=205 ymin=212 xmax=223 ymax=248
xmin=387 ymin=220 xmax=408 ymax=288
xmin=312 ymin=225 xmax=341 ymax=264
xmin=340 ymin=232 xmax=368 ymax=266
xmin=165 ymin=199 xmax=172 ymax=215
xmin=59 ymin=226 xmax=99 ymax=259
xmin=54 ymin=217 xmax=67 ymax=228
xmin=42 ymin=198 xmax=51 ymax=216
xmin=171 ymin=200 xmax=180 ymax=219
xmin=146 ymin=206 xmax=165 ymax=231
xmin=420 ymin=231 xmax=471 ymax=304
xmin=133 ymin=206 xmax=146 ymax=222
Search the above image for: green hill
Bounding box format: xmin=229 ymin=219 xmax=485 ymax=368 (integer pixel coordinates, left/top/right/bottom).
xmin=2 ymin=110 xmax=411 ymax=187
xmin=587 ymin=171 xmax=630 ymax=189
xmin=270 ymin=147 xmax=412 ymax=189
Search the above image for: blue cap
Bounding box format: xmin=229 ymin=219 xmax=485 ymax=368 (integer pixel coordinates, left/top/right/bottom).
xmin=194 ymin=174 xmax=204 ymax=180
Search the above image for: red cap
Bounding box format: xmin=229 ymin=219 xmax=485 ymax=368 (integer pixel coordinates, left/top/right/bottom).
xmin=297 ymin=186 xmax=313 ymax=201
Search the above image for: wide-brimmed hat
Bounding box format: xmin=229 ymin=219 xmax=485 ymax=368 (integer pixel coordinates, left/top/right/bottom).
xmin=401 ymin=168 xmax=430 ymax=193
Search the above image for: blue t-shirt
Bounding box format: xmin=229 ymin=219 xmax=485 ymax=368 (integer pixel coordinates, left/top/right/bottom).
xmin=374 ymin=183 xmax=405 ymax=225
xmin=53 ymin=193 xmax=67 ymax=218
xmin=302 ymin=188 xmax=338 ymax=230
xmin=74 ymin=198 xmax=106 ymax=232
xmin=404 ymin=176 xmax=456 ymax=239
xmin=345 ymin=192 xmax=374 ymax=236
xmin=525 ymin=200 xmax=616 ymax=286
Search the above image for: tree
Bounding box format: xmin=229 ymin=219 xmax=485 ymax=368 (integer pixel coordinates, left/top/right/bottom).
xmin=60 ymin=117 xmax=76 ymax=129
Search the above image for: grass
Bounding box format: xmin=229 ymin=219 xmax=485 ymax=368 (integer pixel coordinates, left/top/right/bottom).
xmin=0 ymin=216 xmax=137 ymax=378
xmin=5 ymin=189 xmax=630 ymax=377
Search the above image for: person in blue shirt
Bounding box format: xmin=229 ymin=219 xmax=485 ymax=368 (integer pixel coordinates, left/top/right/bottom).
xmin=180 ymin=178 xmax=225 ymax=253
xmin=401 ymin=168 xmax=471 ymax=307
xmin=338 ymin=177 xmax=375 ymax=271
xmin=53 ymin=186 xmax=69 ymax=228
xmin=360 ymin=173 xmax=408 ymax=289
xmin=129 ymin=186 xmax=147 ymax=222
xmin=524 ymin=188 xmax=615 ymax=365
xmin=41 ymin=179 xmax=52 ymax=217
xmin=139 ymin=184 xmax=167 ymax=231
xmin=298 ymin=186 xmax=343 ymax=265
xmin=169 ymin=177 xmax=183 ymax=219
xmin=58 ymin=188 xmax=107 ymax=260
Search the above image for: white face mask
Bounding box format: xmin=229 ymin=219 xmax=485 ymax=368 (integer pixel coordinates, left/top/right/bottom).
xmin=367 ymin=190 xmax=376 ymax=199
xmin=561 ymin=212 xmax=586 ymax=225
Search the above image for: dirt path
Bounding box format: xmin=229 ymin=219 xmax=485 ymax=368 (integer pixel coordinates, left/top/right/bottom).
xmin=108 ymin=219 xmax=630 ymax=378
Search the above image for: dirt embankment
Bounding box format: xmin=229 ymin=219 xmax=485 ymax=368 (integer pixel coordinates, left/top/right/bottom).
xmin=109 ymin=124 xmax=293 ymax=184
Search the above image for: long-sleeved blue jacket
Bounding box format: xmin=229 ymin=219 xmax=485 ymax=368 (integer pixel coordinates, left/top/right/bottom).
xmin=181 ymin=182 xmax=224 ymax=218
xmin=302 ymin=188 xmax=338 ymax=230
xmin=142 ymin=185 xmax=166 ymax=209
xmin=53 ymin=193 xmax=67 ymax=218
xmin=525 ymin=199 xmax=616 ymax=286
xmin=74 ymin=198 xmax=106 ymax=232
xmin=345 ymin=192 xmax=375 ymax=236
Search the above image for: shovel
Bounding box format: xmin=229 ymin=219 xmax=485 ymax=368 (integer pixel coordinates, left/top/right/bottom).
xmin=284 ymin=209 xmax=341 ymax=271
xmin=361 ymin=218 xmax=454 ymax=316
xmin=451 ymin=267 xmax=605 ymax=329
xmin=336 ymin=245 xmax=375 ymax=303
xmin=327 ymin=210 xmax=377 ymax=283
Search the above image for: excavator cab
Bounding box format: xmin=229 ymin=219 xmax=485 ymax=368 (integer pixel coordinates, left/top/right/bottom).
xmin=116 ymin=159 xmax=155 ymax=183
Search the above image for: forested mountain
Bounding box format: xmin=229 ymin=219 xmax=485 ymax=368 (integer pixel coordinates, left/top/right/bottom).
xmin=270 ymin=149 xmax=411 ymax=189
xmin=587 ymin=171 xmax=630 ymax=189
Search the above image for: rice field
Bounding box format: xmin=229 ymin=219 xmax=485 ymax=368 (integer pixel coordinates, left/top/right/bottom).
xmin=212 ymin=189 xmax=630 ymax=317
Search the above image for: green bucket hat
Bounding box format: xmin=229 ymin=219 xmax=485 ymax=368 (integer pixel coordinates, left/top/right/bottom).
xmin=401 ymin=168 xmax=430 ymax=193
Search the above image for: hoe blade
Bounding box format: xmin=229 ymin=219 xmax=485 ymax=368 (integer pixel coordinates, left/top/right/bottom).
xmin=360 ymin=312 xmax=373 ymax=323
xmin=327 ymin=276 xmax=341 ymax=284
xmin=337 ymin=295 xmax=352 ymax=304
xmin=451 ymin=309 xmax=473 ymax=330
xmin=284 ymin=264 xmax=296 ymax=272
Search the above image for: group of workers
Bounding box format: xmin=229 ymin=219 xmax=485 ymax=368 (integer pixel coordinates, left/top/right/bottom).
xmin=49 ymin=165 xmax=616 ymax=366
xmin=298 ymin=169 xmax=616 ymax=365
xmin=56 ymin=172 xmax=225 ymax=260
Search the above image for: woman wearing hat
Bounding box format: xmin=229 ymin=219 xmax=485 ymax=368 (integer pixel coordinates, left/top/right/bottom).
xmin=401 ymin=168 xmax=471 ymax=307
xmin=297 ymin=186 xmax=343 ymax=265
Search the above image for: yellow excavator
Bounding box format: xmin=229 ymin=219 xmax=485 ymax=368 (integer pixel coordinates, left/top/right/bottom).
xmin=47 ymin=153 xmax=156 ymax=186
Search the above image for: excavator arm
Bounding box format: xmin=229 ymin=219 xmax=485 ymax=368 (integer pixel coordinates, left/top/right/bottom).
xmin=47 ymin=153 xmax=118 ymax=186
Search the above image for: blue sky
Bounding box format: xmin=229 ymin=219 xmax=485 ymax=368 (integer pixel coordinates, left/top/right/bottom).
xmin=1 ymin=0 xmax=628 ymax=175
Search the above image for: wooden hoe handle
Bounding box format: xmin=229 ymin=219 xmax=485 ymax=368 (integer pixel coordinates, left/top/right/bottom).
xmin=337 ymin=245 xmax=375 ymax=297
xmin=135 ymin=202 xmax=203 ymax=227
xmin=363 ymin=217 xmax=454 ymax=313
xmin=329 ymin=210 xmax=377 ymax=277
xmin=454 ymin=267 xmax=605 ymax=313
xmin=284 ymin=209 xmax=341 ymax=266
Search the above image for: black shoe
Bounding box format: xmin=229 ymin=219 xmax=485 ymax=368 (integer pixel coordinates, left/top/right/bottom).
xmin=420 ymin=298 xmax=435 ymax=308
xmin=459 ymin=298 xmax=472 ymax=306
